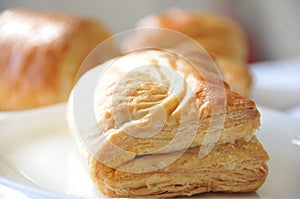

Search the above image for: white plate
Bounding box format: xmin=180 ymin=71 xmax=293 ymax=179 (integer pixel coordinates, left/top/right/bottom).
xmin=0 ymin=103 xmax=66 ymax=135
xmin=0 ymin=104 xmax=300 ymax=198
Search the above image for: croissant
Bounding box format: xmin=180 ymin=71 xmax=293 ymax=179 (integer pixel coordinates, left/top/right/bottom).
xmin=68 ymin=49 xmax=269 ymax=198
xmin=121 ymin=8 xmax=252 ymax=97
xmin=0 ymin=9 xmax=118 ymax=111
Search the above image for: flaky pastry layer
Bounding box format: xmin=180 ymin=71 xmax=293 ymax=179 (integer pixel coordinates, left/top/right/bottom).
xmin=89 ymin=136 xmax=269 ymax=198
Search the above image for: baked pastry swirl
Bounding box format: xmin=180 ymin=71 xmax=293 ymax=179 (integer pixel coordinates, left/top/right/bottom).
xmin=122 ymin=8 xmax=252 ymax=97
xmin=69 ymin=49 xmax=269 ymax=198
xmin=0 ymin=9 xmax=117 ymax=111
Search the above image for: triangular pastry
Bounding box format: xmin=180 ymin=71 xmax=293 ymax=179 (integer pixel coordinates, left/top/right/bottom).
xmin=69 ymin=49 xmax=268 ymax=198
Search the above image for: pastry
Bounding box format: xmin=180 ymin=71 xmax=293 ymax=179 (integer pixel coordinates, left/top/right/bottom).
xmin=0 ymin=9 xmax=119 ymax=111
xmin=121 ymin=8 xmax=252 ymax=97
xmin=68 ymin=49 xmax=269 ymax=198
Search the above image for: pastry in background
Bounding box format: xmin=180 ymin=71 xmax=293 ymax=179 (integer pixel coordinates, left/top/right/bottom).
xmin=0 ymin=9 xmax=119 ymax=111
xmin=121 ymin=8 xmax=252 ymax=97
xmin=68 ymin=49 xmax=269 ymax=198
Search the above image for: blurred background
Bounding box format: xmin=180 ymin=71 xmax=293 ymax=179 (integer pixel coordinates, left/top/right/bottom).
xmin=0 ymin=0 xmax=299 ymax=62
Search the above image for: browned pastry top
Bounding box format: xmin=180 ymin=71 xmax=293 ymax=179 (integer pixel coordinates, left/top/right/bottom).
xmin=0 ymin=9 xmax=112 ymax=110
xmin=135 ymin=9 xmax=247 ymax=60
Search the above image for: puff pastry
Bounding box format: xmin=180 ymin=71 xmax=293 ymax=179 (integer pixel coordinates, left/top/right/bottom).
xmin=0 ymin=9 xmax=118 ymax=111
xmin=121 ymin=8 xmax=252 ymax=97
xmin=69 ymin=49 xmax=269 ymax=198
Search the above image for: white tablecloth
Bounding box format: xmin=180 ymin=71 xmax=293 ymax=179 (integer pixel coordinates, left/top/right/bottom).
xmin=250 ymin=59 xmax=300 ymax=119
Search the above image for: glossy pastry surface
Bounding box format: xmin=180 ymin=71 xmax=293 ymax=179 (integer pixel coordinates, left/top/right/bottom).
xmin=0 ymin=9 xmax=114 ymax=110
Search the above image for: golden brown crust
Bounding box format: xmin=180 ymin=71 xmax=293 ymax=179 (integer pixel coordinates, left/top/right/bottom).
xmin=89 ymin=136 xmax=269 ymax=198
xmin=0 ymin=9 xmax=115 ymax=111
xmin=121 ymin=8 xmax=252 ymax=97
